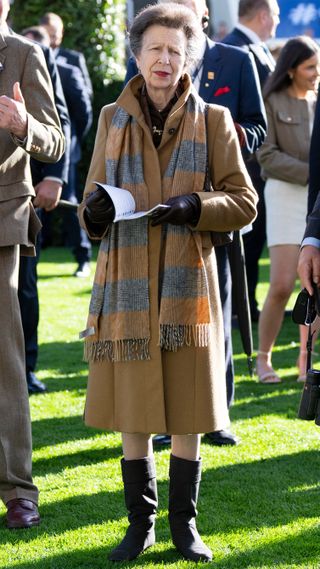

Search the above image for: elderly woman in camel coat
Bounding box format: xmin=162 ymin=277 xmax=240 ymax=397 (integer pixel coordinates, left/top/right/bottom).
xmin=78 ymin=3 xmax=257 ymax=564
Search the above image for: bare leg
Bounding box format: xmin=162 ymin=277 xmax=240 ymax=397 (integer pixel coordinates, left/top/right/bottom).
xmin=121 ymin=432 xmax=201 ymax=461
xmin=121 ymin=433 xmax=153 ymax=460
xmin=171 ymin=434 xmax=201 ymax=461
xmin=257 ymin=245 xmax=300 ymax=382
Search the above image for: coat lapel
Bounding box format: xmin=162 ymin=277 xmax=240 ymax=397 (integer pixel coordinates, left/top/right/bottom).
xmin=249 ymin=44 xmax=275 ymax=73
xmin=199 ymin=38 xmax=222 ymax=102
xmin=0 ymin=33 xmax=7 ymax=76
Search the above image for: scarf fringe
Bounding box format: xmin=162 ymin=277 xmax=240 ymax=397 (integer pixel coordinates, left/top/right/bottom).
xmin=84 ymin=338 xmax=150 ymax=363
xmin=160 ymin=324 xmax=211 ymax=351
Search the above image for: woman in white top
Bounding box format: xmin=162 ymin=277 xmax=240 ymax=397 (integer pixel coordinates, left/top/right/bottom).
xmin=256 ymin=36 xmax=319 ymax=383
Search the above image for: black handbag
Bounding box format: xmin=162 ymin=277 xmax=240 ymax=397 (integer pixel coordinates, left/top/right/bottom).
xmin=204 ymin=104 xmax=233 ymax=247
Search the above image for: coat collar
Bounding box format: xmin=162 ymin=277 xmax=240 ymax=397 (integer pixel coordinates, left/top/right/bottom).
xmin=116 ymin=73 xmax=198 ymax=151
xmin=0 ymin=32 xmax=7 ymax=72
xmin=117 ymin=73 xmax=194 ymax=123
xmin=231 ymin=27 xmax=251 ymax=45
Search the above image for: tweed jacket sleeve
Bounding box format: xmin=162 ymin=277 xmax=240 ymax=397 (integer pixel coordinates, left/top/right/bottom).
xmin=20 ymin=45 xmax=65 ymax=162
xmin=256 ymin=94 xmax=310 ymax=186
xmin=0 ymin=34 xmax=65 ymax=204
xmin=194 ymin=105 xmax=258 ymax=233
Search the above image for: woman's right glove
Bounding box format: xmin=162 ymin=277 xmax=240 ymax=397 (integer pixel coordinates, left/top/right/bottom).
xmin=84 ymin=188 xmax=115 ymax=233
xmin=150 ymin=193 xmax=201 ymax=226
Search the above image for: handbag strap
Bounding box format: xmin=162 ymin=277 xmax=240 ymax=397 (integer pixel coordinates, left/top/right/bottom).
xmin=203 ymin=104 xmax=211 ymax=193
xmin=203 ymin=104 xmax=234 ymax=249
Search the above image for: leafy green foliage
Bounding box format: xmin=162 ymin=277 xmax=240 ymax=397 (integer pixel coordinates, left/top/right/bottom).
xmin=10 ymin=0 xmax=126 ymax=86
xmin=10 ymin=0 xmax=126 ymax=198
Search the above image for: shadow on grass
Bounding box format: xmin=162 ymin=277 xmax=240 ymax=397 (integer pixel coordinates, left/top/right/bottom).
xmin=211 ymin=526 xmax=320 ymax=569
xmin=1 ymin=449 xmax=320 ymax=567
xmin=2 ymin=528 xmax=319 ymax=569
xmin=32 ymin=415 xmax=94 ymax=449
xmin=200 ymin=449 xmax=320 ymax=534
xmin=0 ymin=543 xmax=179 ymax=569
xmin=1 ymin=450 xmax=319 ymax=538
xmin=33 ymin=445 xmax=122 ymax=476
xmin=231 ymin=384 xmax=303 ymax=421
xmin=36 ymin=341 xmax=87 ymax=389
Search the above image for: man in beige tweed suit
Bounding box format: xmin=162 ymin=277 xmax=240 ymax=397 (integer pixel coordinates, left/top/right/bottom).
xmin=0 ymin=0 xmax=65 ymax=528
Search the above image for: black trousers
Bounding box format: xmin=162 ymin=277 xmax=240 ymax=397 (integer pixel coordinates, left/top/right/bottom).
xmin=18 ymin=242 xmax=40 ymax=374
xmin=215 ymin=245 xmax=234 ymax=408
xmin=60 ymin=165 xmax=92 ymax=264
xmin=243 ymin=159 xmax=266 ymax=314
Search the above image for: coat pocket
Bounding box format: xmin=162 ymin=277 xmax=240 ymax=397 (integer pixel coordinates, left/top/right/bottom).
xmin=277 ymin=111 xmax=301 ymax=125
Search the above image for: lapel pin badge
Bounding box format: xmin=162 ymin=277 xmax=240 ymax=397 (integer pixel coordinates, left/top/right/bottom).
xmin=208 ymin=71 xmax=214 ymax=80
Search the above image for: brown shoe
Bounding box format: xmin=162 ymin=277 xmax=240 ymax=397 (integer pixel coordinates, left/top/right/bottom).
xmin=6 ymin=499 xmax=40 ymax=529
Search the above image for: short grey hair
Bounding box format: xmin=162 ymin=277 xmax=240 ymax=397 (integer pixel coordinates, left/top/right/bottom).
xmin=129 ymin=3 xmax=203 ymax=71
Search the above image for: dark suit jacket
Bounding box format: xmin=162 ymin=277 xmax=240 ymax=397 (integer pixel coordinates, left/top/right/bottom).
xmin=125 ymin=37 xmax=266 ymax=154
xmin=222 ymin=27 xmax=275 ymax=87
xmin=307 ymin=90 xmax=320 ymax=214
xmin=304 ymin=192 xmax=320 ymax=240
xmin=57 ymin=61 xmax=93 ymax=164
xmin=31 ymin=44 xmax=70 ymax=186
xmin=56 ymin=46 xmax=93 ymax=100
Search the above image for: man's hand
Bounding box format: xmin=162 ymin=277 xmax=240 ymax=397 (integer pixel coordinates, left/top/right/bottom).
xmin=0 ymin=82 xmax=28 ymax=139
xmin=33 ymin=180 xmax=62 ymax=211
xmin=297 ymin=245 xmax=320 ymax=296
xmin=234 ymin=122 xmax=246 ymax=148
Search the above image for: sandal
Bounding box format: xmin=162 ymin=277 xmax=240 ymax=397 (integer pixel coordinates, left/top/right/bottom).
xmin=256 ymin=351 xmax=281 ymax=384
xmin=297 ymin=374 xmax=306 ymax=383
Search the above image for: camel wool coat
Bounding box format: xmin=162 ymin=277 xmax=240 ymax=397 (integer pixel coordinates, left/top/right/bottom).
xmin=79 ymin=75 xmax=257 ymax=435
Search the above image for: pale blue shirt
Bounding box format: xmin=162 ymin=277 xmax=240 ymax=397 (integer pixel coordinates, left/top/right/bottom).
xmin=301 ymin=237 xmax=320 ymax=248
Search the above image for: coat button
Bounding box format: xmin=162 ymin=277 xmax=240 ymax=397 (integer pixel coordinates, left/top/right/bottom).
xmin=168 ymin=128 xmax=175 ymax=134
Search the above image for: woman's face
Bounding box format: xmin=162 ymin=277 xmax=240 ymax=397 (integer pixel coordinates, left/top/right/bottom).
xmin=290 ymin=53 xmax=320 ymax=95
xmin=135 ymin=25 xmax=187 ymax=104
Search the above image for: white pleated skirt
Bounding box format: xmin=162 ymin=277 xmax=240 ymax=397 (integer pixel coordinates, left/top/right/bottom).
xmin=265 ymin=178 xmax=308 ymax=247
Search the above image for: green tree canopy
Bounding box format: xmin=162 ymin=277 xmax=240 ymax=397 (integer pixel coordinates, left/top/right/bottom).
xmin=10 ymin=0 xmax=126 ymax=89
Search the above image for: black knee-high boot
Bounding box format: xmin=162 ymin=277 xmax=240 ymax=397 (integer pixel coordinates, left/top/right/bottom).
xmin=108 ymin=456 xmax=157 ymax=561
xmin=168 ymin=454 xmax=212 ymax=562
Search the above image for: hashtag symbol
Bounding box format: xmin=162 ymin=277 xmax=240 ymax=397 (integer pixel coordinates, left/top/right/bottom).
xmin=289 ymin=2 xmax=318 ymax=26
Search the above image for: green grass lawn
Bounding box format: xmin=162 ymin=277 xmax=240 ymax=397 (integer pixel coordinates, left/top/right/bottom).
xmin=0 ymin=246 xmax=319 ymax=569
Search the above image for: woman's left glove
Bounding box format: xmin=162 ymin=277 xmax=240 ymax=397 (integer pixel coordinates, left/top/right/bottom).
xmin=151 ymin=193 xmax=201 ymax=226
xmin=83 ymin=188 xmax=115 ymax=234
xmin=85 ymin=188 xmax=115 ymax=225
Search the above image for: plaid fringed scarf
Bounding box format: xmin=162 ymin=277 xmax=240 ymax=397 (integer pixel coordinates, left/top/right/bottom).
xmin=84 ymin=86 xmax=212 ymax=363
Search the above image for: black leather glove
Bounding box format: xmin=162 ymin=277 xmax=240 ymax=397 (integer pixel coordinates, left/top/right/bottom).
xmin=84 ymin=188 xmax=115 ymax=233
xmin=151 ymin=193 xmax=201 ymax=226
